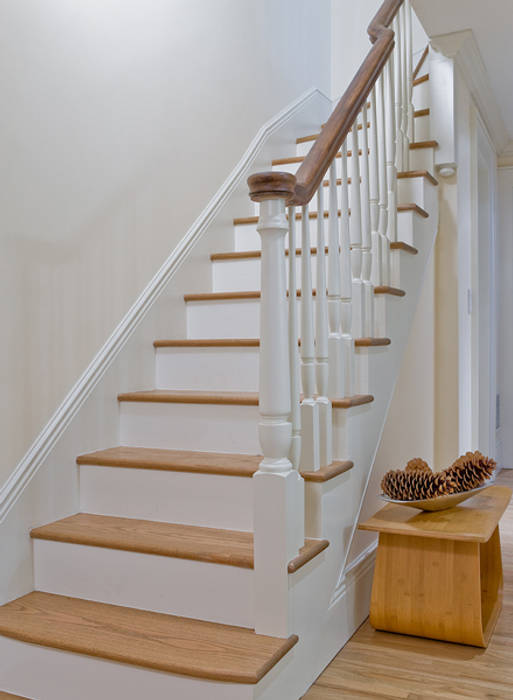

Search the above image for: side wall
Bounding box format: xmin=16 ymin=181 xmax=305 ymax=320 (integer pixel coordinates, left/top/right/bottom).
xmin=497 ymin=167 xmax=513 ymax=467
xmin=1 ymin=0 xmax=331 ymax=487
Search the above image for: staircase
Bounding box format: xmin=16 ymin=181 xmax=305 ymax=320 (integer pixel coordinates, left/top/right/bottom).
xmin=0 ymin=4 xmax=440 ymax=699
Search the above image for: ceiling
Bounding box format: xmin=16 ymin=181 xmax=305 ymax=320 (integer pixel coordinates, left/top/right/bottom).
xmin=413 ymin=0 xmax=513 ymax=144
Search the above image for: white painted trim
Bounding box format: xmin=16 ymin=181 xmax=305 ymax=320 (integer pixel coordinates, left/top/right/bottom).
xmin=0 ymin=87 xmax=326 ymax=524
xmin=330 ymin=539 xmax=377 ymax=608
xmin=431 ymin=29 xmax=508 ymax=155
xmin=498 ymin=140 xmax=513 ymax=168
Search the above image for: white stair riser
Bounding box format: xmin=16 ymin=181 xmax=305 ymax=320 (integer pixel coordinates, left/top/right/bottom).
xmin=412 ymin=78 xmax=430 ymax=108
xmin=33 ymin=539 xmax=253 ymax=627
xmin=212 ymin=255 xmax=322 ymax=293
xmin=187 ymin=276 xmax=415 ymax=339
xmin=80 ymin=465 xmax=253 ymax=530
xmin=413 ymin=113 xmax=430 ymax=141
xmin=409 ymin=145 xmax=435 ymax=172
xmin=156 ymin=344 xmax=371 ymax=398
xmin=120 ymin=401 xmax=261 ymax=453
xmin=156 ymin=346 xmax=259 ymax=391
xmin=0 ymin=636 xmax=257 ymax=700
xmin=120 ymin=400 xmax=354 ymax=460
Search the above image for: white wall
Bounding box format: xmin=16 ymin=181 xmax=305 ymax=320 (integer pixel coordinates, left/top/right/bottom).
xmin=331 ymin=0 xmax=428 ymax=100
xmin=497 ymin=167 xmax=513 ymax=466
xmin=1 ymin=0 xmax=331 ymax=487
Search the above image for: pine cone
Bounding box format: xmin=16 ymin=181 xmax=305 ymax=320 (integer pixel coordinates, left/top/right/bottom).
xmin=444 ymin=451 xmax=495 ymax=493
xmin=405 ymin=458 xmax=431 ymax=474
xmin=381 ymin=468 xmax=450 ymax=501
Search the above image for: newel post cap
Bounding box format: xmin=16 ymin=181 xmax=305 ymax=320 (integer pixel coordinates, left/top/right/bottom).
xmin=247 ymin=171 xmax=296 ymax=203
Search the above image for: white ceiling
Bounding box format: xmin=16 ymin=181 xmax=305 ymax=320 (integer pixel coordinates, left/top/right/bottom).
xmin=413 ymin=0 xmax=513 ymax=142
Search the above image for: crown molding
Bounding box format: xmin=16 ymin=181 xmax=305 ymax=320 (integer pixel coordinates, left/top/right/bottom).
xmin=431 ymin=29 xmax=509 ymax=154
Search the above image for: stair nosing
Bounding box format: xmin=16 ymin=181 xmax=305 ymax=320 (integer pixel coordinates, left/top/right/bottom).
xmin=154 ymin=337 xmax=390 ymax=348
xmin=77 ymin=447 xmax=354 ymax=483
xmin=30 ymin=513 xmax=330 ymax=575
xmin=117 ymin=390 xmax=374 ymax=409
xmin=0 ymin=591 xmax=298 ymax=684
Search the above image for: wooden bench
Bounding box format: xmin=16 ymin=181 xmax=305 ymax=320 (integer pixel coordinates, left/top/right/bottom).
xmin=359 ymin=485 xmax=512 ymax=647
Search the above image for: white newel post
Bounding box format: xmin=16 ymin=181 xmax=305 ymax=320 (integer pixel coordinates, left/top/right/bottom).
xmin=247 ymin=172 xmax=305 ymax=637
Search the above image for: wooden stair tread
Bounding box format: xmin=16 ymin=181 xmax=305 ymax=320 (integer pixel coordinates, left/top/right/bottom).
xmin=155 ymin=337 xmax=390 ymax=349
xmin=397 ymin=203 xmax=429 ymax=217
xmin=77 ymin=446 xmax=352 ymax=482
xmin=374 ymin=286 xmax=406 ymax=297
xmin=0 ymin=693 xmax=32 ymax=700
xmin=0 ymin=592 xmax=297 ymax=683
xmin=397 ymin=169 xmax=438 ymax=186
xmin=413 ymin=107 xmax=430 ymax=118
xmin=118 ymin=389 xmax=373 ymax=409
xmin=234 ymin=202 xmax=426 ymax=226
xmin=78 ymin=446 xmax=261 ymax=476
xmin=354 ymin=337 xmax=391 ymax=347
xmin=412 ymin=73 xmax=429 ymax=86
xmin=297 ymin=122 xmax=371 ymax=144
xmin=234 ymin=210 xmax=340 ymax=225
xmin=390 ymin=241 xmax=418 ymax=255
xmin=412 ymin=45 xmax=429 ymax=81
xmin=184 ymin=289 xmax=404 ymax=302
xmin=297 ymin=112 xmax=425 ymax=145
xmin=31 ymin=513 xmax=329 ymax=574
xmin=272 ymin=149 xmax=367 ymax=166
xmin=409 ymin=139 xmax=438 ymax=150
xmin=31 ymin=514 xmax=255 ymax=568
xmin=210 ymin=238 xmax=421 ymax=260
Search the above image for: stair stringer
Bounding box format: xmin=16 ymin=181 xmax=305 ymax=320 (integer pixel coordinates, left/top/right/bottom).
xmin=250 ymin=176 xmax=440 ymax=700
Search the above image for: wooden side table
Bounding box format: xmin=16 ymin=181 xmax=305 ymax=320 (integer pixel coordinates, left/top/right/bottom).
xmin=359 ymin=485 xmax=512 ymax=647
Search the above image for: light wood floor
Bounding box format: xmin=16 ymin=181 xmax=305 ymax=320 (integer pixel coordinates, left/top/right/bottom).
xmin=304 ymin=469 xmax=513 ymax=700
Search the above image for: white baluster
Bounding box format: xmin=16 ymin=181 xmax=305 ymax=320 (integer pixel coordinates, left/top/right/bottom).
xmin=349 ymin=119 xmax=364 ymax=338
xmin=248 ymin=175 xmax=304 ymax=637
xmin=300 ymin=204 xmax=320 ymax=470
xmin=315 ymin=185 xmax=332 ymax=468
xmin=400 ymin=1 xmax=409 ymax=169
xmin=369 ymin=86 xmax=382 ymax=291
xmin=288 ymin=207 xmax=301 ymax=469
xmin=359 ymin=103 xmax=374 ymax=338
xmin=376 ymin=72 xmax=390 ymax=287
xmin=339 ymin=141 xmax=354 ymax=396
xmin=393 ymin=14 xmax=404 ymax=173
xmin=327 ymin=159 xmax=346 ymax=398
xmin=406 ymin=0 xmax=414 ymax=153
xmin=385 ymin=55 xmax=398 ymax=250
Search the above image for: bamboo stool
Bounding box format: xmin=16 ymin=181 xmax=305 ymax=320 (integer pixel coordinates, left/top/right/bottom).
xmin=359 ymin=485 xmax=512 ymax=647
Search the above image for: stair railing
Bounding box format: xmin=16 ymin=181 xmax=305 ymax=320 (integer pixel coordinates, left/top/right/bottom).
xmin=248 ymin=0 xmax=413 ymax=637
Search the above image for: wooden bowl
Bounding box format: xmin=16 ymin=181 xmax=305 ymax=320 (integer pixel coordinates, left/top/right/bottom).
xmin=379 ymin=481 xmax=495 ymax=511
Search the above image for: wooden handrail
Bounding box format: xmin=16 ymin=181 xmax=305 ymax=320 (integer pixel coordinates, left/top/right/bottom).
xmin=248 ymin=0 xmax=403 ymax=205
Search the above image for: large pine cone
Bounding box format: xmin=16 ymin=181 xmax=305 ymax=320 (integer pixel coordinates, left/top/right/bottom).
xmin=405 ymin=458 xmax=431 ymax=474
xmin=381 ymin=468 xmax=450 ymax=501
xmin=443 ymin=451 xmax=495 ymax=493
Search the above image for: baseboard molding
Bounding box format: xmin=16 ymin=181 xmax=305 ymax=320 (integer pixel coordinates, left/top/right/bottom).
xmin=330 ymin=539 xmax=377 ymax=609
xmin=0 ymin=87 xmax=327 ymax=524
